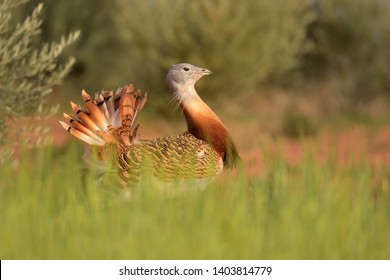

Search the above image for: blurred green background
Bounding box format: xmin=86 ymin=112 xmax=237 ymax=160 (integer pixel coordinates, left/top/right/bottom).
xmin=3 ymin=0 xmax=390 ymax=124
xmin=1 ymin=0 xmax=390 ymax=259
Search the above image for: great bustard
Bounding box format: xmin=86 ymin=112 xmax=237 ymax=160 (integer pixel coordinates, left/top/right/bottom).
xmin=60 ymin=63 xmax=239 ymax=186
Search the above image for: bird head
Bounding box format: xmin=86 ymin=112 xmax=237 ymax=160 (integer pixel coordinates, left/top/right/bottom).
xmin=166 ymin=63 xmax=212 ymax=96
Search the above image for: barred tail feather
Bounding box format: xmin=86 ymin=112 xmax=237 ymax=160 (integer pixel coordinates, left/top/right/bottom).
xmin=70 ymin=101 xmax=100 ymax=131
xmin=95 ymin=93 xmax=109 ymax=120
xmin=62 ymin=113 xmax=104 ymax=143
xmin=59 ymin=121 xmax=105 ymax=146
xmin=81 ymin=89 xmax=109 ymax=131
xmin=118 ymin=85 xmax=147 ymax=146
xmin=61 ymin=84 xmax=147 ymax=148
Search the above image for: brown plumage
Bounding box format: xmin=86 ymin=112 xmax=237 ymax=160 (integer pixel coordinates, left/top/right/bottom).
xmin=60 ymin=63 xmax=239 ymax=187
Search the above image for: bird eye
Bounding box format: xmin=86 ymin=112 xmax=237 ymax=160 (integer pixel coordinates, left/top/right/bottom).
xmin=183 ymin=67 xmax=190 ymax=71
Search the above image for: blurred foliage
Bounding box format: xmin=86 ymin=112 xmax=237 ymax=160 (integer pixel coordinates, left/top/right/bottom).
xmin=282 ymin=109 xmax=318 ymax=138
xmin=0 ymin=0 xmax=78 ymax=148
xmin=305 ymin=0 xmax=390 ymax=103
xmin=21 ymin=0 xmax=123 ymax=91
xmin=1 ymin=143 xmax=389 ymax=259
xmin=2 ymin=0 xmax=390 ymax=128
xmin=115 ymin=0 xmax=316 ymax=110
xmin=21 ymin=0 xmax=390 ymax=113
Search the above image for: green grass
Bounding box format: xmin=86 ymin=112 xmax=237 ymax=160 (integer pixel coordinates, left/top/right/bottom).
xmin=0 ymin=143 xmax=389 ymax=259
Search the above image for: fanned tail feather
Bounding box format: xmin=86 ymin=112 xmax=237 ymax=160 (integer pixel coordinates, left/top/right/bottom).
xmin=81 ymin=90 xmax=109 ymax=131
xmin=62 ymin=113 xmax=105 ymax=143
xmin=59 ymin=121 xmax=105 ymax=146
xmin=60 ymin=84 xmax=147 ymax=148
xmin=118 ymin=85 xmax=147 ymax=146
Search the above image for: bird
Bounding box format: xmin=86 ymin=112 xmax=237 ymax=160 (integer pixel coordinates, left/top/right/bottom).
xmin=60 ymin=63 xmax=239 ymax=189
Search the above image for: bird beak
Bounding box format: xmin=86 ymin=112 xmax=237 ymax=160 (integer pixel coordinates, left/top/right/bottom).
xmin=201 ymin=68 xmax=212 ymax=75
